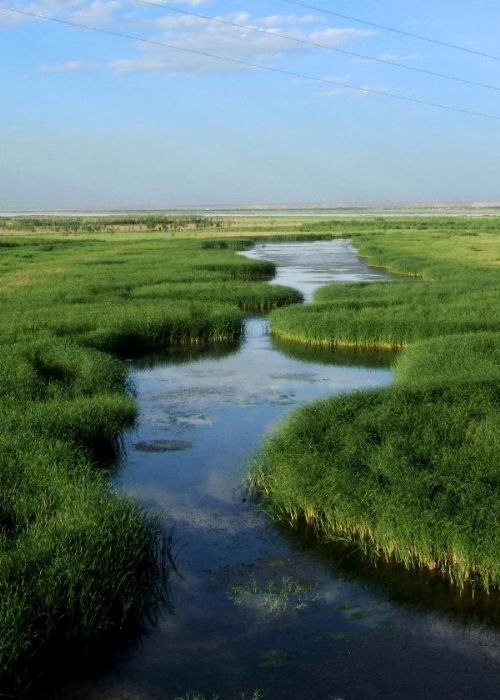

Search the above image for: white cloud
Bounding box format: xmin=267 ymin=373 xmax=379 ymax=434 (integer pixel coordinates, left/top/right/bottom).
xmin=38 ymin=59 xmax=93 ymax=71
xmin=318 ymin=77 xmax=388 ymax=99
xmin=0 ymin=0 xmax=123 ymax=28
xmin=255 ymin=13 xmax=326 ymax=27
xmin=72 ymin=0 xmax=122 ymax=25
xmin=110 ymin=10 xmax=376 ymax=76
xmin=7 ymin=2 xmax=378 ymax=78
xmin=308 ymin=27 xmax=375 ymax=46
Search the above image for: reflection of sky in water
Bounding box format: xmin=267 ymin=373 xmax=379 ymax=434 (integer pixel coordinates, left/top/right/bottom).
xmin=119 ymin=239 xmax=394 ymax=522
xmin=119 ymin=316 xmax=392 ymax=518
xmin=241 ymin=239 xmax=388 ymax=301
xmin=52 ymin=242 xmax=500 ymax=700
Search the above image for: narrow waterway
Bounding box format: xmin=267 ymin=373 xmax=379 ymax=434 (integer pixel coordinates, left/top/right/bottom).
xmin=48 ymin=241 xmax=500 ymax=700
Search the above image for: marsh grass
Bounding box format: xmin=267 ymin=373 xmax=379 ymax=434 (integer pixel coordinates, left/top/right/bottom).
xmin=270 ymin=224 xmax=499 ymax=349
xmin=227 ymin=575 xmax=316 ymax=614
xmin=175 ymin=692 xmax=262 ymax=700
xmin=0 ymin=234 xmax=302 ymax=693
xmin=256 ymin=224 xmax=500 ymax=592
xmin=270 ymin=275 xmax=499 ymax=350
xmin=394 ymin=332 xmax=500 ymax=387
xmin=2 ymin=217 xmax=499 ymax=691
xmin=0 ymin=214 xmax=223 ymax=235
xmin=250 ymin=379 xmax=499 ymax=591
xmin=0 ymin=432 xmax=169 ymax=692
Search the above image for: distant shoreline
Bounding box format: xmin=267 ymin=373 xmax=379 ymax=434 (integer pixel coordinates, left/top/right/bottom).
xmin=1 ymin=204 xmax=500 ymax=218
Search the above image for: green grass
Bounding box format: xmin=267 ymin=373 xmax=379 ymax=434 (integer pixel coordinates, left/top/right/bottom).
xmin=250 ymin=379 xmax=499 ymax=590
xmin=1 ymin=215 xmax=499 ymax=692
xmin=253 ymin=223 xmax=500 ymax=592
xmin=394 ymin=332 xmax=500 ymax=386
xmin=0 ymin=233 xmax=302 ymax=694
xmin=0 ymin=213 xmax=225 ymax=234
xmin=270 ymin=276 xmax=499 ymax=350
xmin=176 ymin=692 xmax=262 ymax=700
xmin=0 ymin=431 xmax=168 ymax=689
xmin=0 ymin=337 xmax=127 ymax=400
xmin=270 ymin=221 xmax=499 ymax=349
xmin=0 ymin=239 xmax=301 ymax=353
xmin=227 ymin=574 xmax=316 ymax=614
xmin=270 ymin=268 xmax=499 ymax=352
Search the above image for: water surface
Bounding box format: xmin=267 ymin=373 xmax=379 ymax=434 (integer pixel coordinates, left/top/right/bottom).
xmin=47 ymin=241 xmax=500 ymax=700
xmin=242 ymin=240 xmax=387 ymax=301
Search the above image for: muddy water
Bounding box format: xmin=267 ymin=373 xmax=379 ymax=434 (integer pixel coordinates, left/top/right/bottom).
xmin=48 ymin=241 xmax=500 ymax=700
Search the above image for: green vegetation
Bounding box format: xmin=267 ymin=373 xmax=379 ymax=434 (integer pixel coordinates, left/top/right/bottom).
xmin=1 ymin=214 xmax=499 ymax=692
xmin=270 ymin=226 xmax=499 ymax=349
xmin=0 ymin=232 xmax=301 ymax=693
xmin=228 ymin=574 xmax=316 ymax=614
xmin=270 ymin=277 xmax=499 ymax=350
xmin=176 ymin=692 xmax=262 ymax=700
xmin=250 ymin=374 xmax=499 ymax=590
xmin=0 ymin=214 xmax=226 ymax=234
xmin=0 ymin=238 xmax=302 ymax=353
xmin=253 ymin=223 xmax=500 ymax=592
xmin=394 ymin=332 xmax=500 ymax=386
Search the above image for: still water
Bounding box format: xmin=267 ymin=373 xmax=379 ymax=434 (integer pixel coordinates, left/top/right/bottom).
xmin=241 ymin=240 xmax=387 ymax=301
xmin=48 ymin=241 xmax=500 ymax=700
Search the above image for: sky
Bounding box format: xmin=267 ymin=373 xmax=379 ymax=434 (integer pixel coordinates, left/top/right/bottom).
xmin=1 ymin=0 xmax=500 ymax=210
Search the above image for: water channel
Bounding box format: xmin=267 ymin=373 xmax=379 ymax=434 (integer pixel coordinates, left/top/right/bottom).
xmin=48 ymin=241 xmax=500 ymax=700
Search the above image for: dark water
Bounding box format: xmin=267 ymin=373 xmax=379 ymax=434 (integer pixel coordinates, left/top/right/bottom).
xmin=47 ymin=242 xmax=500 ymax=700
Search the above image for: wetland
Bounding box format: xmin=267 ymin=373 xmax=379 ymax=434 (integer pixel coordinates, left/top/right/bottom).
xmin=0 ymin=217 xmax=498 ymax=698
xmin=46 ymin=239 xmax=499 ymax=700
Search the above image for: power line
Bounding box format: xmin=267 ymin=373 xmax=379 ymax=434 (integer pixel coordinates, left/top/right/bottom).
xmin=280 ymin=0 xmax=500 ymax=62
xmin=1 ymin=4 xmax=499 ymax=122
xmin=132 ymin=0 xmax=500 ymax=94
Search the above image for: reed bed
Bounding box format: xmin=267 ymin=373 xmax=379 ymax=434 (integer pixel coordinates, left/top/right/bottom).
xmin=1 ymin=217 xmax=499 ymax=691
xmin=271 ymin=275 xmax=499 ymax=351
xmin=250 ymin=378 xmax=499 ymax=591
xmin=257 ymin=223 xmax=500 ymax=592
xmin=0 ymin=214 xmax=223 ymax=234
xmin=0 ymin=234 xmax=300 ymax=694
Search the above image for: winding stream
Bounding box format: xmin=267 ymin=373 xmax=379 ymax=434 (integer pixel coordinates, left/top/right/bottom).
xmin=48 ymin=241 xmax=500 ymax=700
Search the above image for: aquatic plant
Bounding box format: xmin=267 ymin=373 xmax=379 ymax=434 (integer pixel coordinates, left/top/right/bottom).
xmin=175 ymin=692 xmax=262 ymax=700
xmin=1 ymin=215 xmax=499 ymax=693
xmin=256 ymin=224 xmax=500 ymax=591
xmin=0 ymin=234 xmax=301 ymax=693
xmin=227 ymin=575 xmax=316 ymax=614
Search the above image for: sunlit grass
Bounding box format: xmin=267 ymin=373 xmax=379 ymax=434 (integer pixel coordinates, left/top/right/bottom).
xmin=254 ymin=222 xmax=500 ymax=592
xmin=2 ymin=215 xmax=499 ymax=692
xmin=0 ymin=232 xmax=301 ymax=693
xmin=250 ymin=378 xmax=499 ymax=591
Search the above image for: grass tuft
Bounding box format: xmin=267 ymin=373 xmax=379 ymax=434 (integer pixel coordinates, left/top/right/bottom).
xmin=256 ymin=223 xmax=500 ymax=592
xmin=0 ymin=235 xmax=302 ymax=693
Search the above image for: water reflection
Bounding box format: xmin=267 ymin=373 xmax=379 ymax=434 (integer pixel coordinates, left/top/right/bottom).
xmin=241 ymin=240 xmax=388 ymax=301
xmin=126 ymin=342 xmax=240 ymax=370
xmin=45 ymin=241 xmax=500 ymax=700
xmin=272 ymin=334 xmax=398 ymax=369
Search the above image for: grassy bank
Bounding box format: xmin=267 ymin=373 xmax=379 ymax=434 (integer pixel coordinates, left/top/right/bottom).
xmin=1 ymin=215 xmax=499 ymax=692
xmin=0 ymin=233 xmax=302 ymax=694
xmin=270 ymin=226 xmax=499 ymax=349
xmin=254 ymin=223 xmax=500 ymax=591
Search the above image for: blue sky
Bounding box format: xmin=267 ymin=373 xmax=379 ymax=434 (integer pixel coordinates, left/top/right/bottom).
xmin=1 ymin=0 xmax=500 ymax=210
